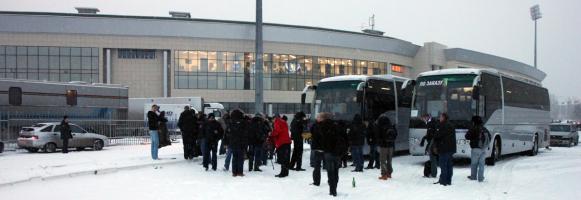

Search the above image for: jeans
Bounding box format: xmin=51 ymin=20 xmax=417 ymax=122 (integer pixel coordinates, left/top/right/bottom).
xmin=224 ymin=146 xmax=233 ymax=170
xmin=149 ymin=130 xmax=159 ymax=160
xmin=202 ymin=139 xmax=218 ymax=170
xmin=367 ymin=144 xmax=380 ymax=168
xmin=276 ymin=143 xmax=291 ymax=176
xmin=429 ymin=153 xmax=439 ymax=177
xmin=351 ymin=145 xmax=364 ymax=171
xmin=248 ymin=144 xmax=264 ymax=170
xmin=324 ymin=153 xmax=340 ymax=195
xmin=470 ymin=148 xmax=486 ymax=182
xmin=231 ymin=146 xmax=245 ymax=175
xmin=379 ymin=147 xmax=394 ymax=176
xmin=438 ymin=152 xmax=454 ymax=185
xmin=290 ymin=139 xmax=304 ymax=169
xmin=312 ymin=150 xmax=324 ymax=185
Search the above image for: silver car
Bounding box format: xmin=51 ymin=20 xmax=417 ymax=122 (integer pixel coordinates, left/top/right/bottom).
xmin=550 ymin=123 xmax=579 ymax=147
xmin=17 ymin=122 xmax=109 ymax=153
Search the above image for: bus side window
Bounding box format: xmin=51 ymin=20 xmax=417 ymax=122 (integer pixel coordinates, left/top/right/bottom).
xmin=481 ymin=74 xmax=502 ymax=122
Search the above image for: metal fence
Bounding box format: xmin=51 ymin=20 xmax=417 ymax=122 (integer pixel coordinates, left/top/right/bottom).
xmin=0 ymin=115 xmax=181 ymax=152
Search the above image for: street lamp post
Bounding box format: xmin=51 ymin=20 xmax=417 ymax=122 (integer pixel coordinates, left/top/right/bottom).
xmin=530 ymin=4 xmax=542 ymax=69
xmin=255 ymin=0 xmax=264 ymax=114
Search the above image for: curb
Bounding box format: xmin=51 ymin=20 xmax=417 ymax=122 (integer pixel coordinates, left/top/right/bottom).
xmin=0 ymin=158 xmax=190 ymax=188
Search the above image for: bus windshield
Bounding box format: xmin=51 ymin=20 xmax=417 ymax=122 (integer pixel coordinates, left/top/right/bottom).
xmin=550 ymin=125 xmax=571 ymax=132
xmin=314 ymin=80 xmax=362 ymax=121
xmin=412 ymin=74 xmax=477 ymax=128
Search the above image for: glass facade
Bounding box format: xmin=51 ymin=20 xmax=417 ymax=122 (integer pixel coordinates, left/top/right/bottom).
xmin=174 ymin=50 xmax=389 ymax=91
xmin=221 ymin=102 xmax=310 ymax=116
xmin=0 ymin=46 xmax=99 ymax=83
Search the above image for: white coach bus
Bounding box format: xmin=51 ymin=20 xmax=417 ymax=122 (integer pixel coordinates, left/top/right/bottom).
xmin=302 ymin=74 xmax=415 ymax=152
xmin=408 ymin=69 xmax=550 ymax=165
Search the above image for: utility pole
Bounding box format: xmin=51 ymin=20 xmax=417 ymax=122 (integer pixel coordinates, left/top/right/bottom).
xmin=530 ymin=5 xmax=542 ymax=68
xmin=254 ymin=0 xmax=264 ymax=114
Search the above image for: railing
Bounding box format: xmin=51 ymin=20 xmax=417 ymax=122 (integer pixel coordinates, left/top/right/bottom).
xmin=0 ymin=117 xmax=181 ymax=152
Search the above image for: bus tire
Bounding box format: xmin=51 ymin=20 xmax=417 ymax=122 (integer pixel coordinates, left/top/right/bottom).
xmin=486 ymin=137 xmax=501 ymax=166
xmin=528 ymin=134 xmax=539 ymax=156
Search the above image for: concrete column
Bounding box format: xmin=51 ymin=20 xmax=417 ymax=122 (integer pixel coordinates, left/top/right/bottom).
xmin=163 ymin=50 xmax=168 ymax=97
xmin=106 ymin=49 xmax=111 ymax=84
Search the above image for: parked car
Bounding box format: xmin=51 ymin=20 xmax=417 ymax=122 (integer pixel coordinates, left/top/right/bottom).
xmin=17 ymin=123 xmax=109 ymax=153
xmin=550 ymin=123 xmax=579 ymax=147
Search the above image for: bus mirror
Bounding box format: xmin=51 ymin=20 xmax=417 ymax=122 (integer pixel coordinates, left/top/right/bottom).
xmin=301 ymin=93 xmax=307 ymax=105
xmin=402 ymin=80 xmax=416 ymax=90
xmin=472 ymin=86 xmax=480 ymax=100
xmin=356 ymin=82 xmax=366 ymax=91
xmin=356 ymin=90 xmax=363 ymax=103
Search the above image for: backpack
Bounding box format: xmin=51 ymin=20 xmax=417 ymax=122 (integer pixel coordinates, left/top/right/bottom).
xmin=386 ymin=125 xmax=398 ymax=141
xmin=478 ymin=128 xmax=491 ymax=149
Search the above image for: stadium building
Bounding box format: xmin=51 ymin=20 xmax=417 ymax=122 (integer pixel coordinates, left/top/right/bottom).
xmin=0 ymin=8 xmax=546 ymax=114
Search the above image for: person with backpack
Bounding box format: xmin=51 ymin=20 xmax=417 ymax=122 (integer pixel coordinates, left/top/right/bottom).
xmin=290 ymin=112 xmax=307 ymax=171
xmin=434 ymin=113 xmax=457 ymax=186
xmin=202 ymin=113 xmax=224 ymax=171
xmin=310 ymin=112 xmax=330 ymax=187
xmin=226 ymin=109 xmax=248 ymax=177
xmin=375 ymin=114 xmax=397 ymax=180
xmin=320 ymin=112 xmax=345 ymax=197
xmin=348 ymin=114 xmax=366 ymax=172
xmin=419 ymin=113 xmax=439 ymax=178
xmin=271 ymin=114 xmax=292 ymax=178
xmin=465 ymin=116 xmax=491 ymax=182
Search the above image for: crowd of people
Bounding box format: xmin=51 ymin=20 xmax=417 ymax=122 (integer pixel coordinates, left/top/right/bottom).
xmin=145 ymin=104 xmax=490 ymax=197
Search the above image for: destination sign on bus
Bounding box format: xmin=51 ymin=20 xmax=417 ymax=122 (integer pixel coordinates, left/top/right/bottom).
xmin=418 ymin=80 xmax=444 ymax=87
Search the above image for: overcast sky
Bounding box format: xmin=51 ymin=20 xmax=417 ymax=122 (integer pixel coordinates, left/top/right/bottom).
xmin=2 ymin=0 xmax=579 ymax=99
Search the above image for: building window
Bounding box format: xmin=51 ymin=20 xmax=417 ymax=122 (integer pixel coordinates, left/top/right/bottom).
xmin=391 ymin=64 xmax=404 ymax=73
xmin=118 ymin=49 xmax=156 ymax=59
xmin=174 ymin=50 xmax=386 ymax=91
xmin=8 ymin=87 xmax=22 ymax=106
xmin=0 ymin=45 xmax=99 ymax=83
xmin=431 ymin=65 xmax=442 ymax=71
xmin=66 ymin=90 xmax=77 ymax=106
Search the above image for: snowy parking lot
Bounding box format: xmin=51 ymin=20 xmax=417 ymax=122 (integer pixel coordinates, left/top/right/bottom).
xmin=0 ymin=142 xmax=580 ymax=200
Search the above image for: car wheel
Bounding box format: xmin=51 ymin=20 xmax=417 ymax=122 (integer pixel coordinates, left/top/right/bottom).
xmin=486 ymin=138 xmax=501 ymax=166
xmin=529 ymin=135 xmax=539 ymax=156
xmin=26 ymin=148 xmax=39 ymax=153
xmin=44 ymin=143 xmax=57 ymax=153
xmin=93 ymin=140 xmax=104 ymax=151
xmin=568 ymin=139 xmax=573 ymax=148
xmin=0 ymin=142 xmax=4 ymax=153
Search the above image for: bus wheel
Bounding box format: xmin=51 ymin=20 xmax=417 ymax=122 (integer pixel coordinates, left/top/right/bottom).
xmin=486 ymin=138 xmax=501 ymax=166
xmin=529 ymin=135 xmax=538 ymax=156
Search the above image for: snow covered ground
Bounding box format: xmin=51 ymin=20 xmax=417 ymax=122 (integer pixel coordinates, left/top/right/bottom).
xmin=1 ymin=143 xmax=580 ymax=200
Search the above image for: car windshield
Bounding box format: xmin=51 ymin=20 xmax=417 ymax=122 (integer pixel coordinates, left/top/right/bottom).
xmin=412 ymin=74 xmax=477 ymax=128
xmin=314 ymin=80 xmax=362 ymax=121
xmin=33 ymin=124 xmax=47 ymax=127
xmin=550 ymin=125 xmax=571 ymax=132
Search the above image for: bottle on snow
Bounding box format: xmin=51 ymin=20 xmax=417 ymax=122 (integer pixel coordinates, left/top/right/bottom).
xmin=352 ymin=177 xmax=356 ymax=188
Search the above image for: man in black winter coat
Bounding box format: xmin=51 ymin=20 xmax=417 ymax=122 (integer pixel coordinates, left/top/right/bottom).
xmin=375 ymin=114 xmax=397 ymax=180
xmin=248 ymin=113 xmax=268 ymax=172
xmin=420 ymin=114 xmax=439 ymax=178
xmin=60 ymin=116 xmax=72 ymax=154
xmin=226 ymin=109 xmax=249 ymax=177
xmin=318 ymin=112 xmax=343 ymax=197
xmin=434 ymin=113 xmax=457 ymax=186
xmin=202 ymin=114 xmax=224 ymax=171
xmin=349 ymin=114 xmax=366 ymax=172
xmin=290 ymin=112 xmax=307 ymax=171
xmin=366 ymin=122 xmax=380 ymax=169
xmin=178 ymin=106 xmax=197 ymax=160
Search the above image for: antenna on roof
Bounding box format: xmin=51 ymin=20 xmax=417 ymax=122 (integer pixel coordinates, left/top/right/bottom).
xmin=361 ymin=14 xmax=384 ymax=36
